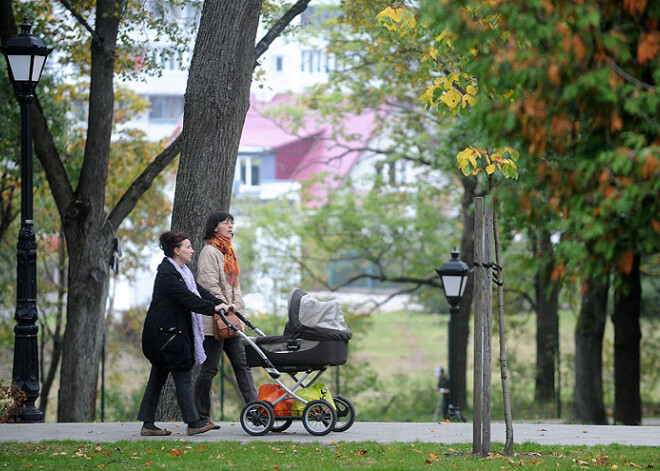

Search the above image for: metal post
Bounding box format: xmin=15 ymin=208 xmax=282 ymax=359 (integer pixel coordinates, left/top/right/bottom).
xmin=447 ymin=304 xmax=464 ymax=421
xmin=13 ymin=90 xmax=43 ymax=422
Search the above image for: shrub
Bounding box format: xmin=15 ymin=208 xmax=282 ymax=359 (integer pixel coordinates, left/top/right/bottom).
xmin=0 ymin=381 xmax=26 ymax=423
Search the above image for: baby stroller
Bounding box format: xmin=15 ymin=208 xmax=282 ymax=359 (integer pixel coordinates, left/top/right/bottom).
xmin=217 ymin=288 xmax=355 ymax=436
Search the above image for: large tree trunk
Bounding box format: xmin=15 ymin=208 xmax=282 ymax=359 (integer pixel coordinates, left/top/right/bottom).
xmin=171 ymin=0 xmax=263 ymax=254
xmin=533 ymin=230 xmax=560 ymax=402
xmin=160 ymin=0 xmax=263 ymax=421
xmin=57 ymin=0 xmax=124 ymax=421
xmin=456 ymin=177 xmax=479 ymax=412
xmin=570 ymin=273 xmax=608 ymax=424
xmin=612 ymin=253 xmax=641 ymax=425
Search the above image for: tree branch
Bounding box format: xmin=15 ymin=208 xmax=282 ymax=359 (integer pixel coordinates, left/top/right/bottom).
xmin=254 ymin=0 xmax=312 ymax=65
xmin=58 ymin=0 xmax=97 ymax=37
xmin=108 ymin=134 xmax=181 ymax=229
xmin=32 ymin=96 xmax=75 ymax=217
xmin=607 ymin=58 xmax=656 ymax=93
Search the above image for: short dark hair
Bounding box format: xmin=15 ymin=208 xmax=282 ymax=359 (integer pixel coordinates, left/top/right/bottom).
xmin=159 ymin=231 xmax=189 ymax=257
xmin=203 ymin=211 xmax=234 ymax=240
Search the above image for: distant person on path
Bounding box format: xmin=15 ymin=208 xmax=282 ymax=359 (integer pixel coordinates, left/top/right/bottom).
xmin=435 ymin=366 xmax=450 ymax=421
xmin=194 ymin=211 xmax=258 ymax=423
xmin=138 ymin=231 xmax=230 ymax=436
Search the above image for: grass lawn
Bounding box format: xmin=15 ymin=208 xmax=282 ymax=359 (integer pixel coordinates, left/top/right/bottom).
xmin=0 ymin=441 xmax=656 ymax=470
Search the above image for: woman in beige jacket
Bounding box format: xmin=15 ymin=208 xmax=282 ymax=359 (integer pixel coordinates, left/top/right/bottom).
xmin=193 ymin=211 xmax=257 ymax=425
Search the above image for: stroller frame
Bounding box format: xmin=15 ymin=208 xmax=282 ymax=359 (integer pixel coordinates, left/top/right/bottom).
xmin=217 ymin=309 xmax=355 ymax=436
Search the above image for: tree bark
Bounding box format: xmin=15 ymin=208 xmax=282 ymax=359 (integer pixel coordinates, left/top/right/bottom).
xmin=55 ymin=0 xmax=125 ymax=422
xmin=612 ymin=253 xmax=641 ymax=425
xmin=490 ymin=179 xmax=513 ymax=456
xmin=533 ymin=230 xmax=560 ymax=402
xmin=570 ymin=273 xmax=608 ymax=424
xmin=456 ymin=176 xmax=479 ymax=411
xmin=171 ymin=0 xmax=263 ymax=256
xmin=160 ymin=0 xmax=309 ymax=420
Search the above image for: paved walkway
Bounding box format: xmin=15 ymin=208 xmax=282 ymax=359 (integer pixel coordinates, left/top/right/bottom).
xmin=0 ymin=421 xmax=658 ymax=446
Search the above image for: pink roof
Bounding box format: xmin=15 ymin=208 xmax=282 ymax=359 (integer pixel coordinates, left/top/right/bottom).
xmin=240 ymin=94 xmax=380 ymax=204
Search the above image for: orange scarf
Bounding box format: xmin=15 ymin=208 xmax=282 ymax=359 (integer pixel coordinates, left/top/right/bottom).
xmin=208 ymin=234 xmax=240 ymax=287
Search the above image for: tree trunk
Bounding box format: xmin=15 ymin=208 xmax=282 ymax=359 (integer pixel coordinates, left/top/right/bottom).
xmin=570 ymin=273 xmax=608 ymax=424
xmin=491 ymin=182 xmax=513 ymax=456
xmin=534 ymin=230 xmax=560 ymax=402
xmin=456 ymin=176 xmax=479 ymax=411
xmin=612 ymin=253 xmax=641 ymax=425
xmin=160 ymin=0 xmax=263 ymax=421
xmin=171 ymin=0 xmax=263 ymax=255
xmin=57 ymin=0 xmax=124 ymax=421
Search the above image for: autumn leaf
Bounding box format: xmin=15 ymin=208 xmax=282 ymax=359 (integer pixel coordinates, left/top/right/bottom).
xmin=610 ymin=112 xmax=623 ymax=132
xmin=551 ymin=263 xmax=566 ymax=281
xmin=637 ymin=32 xmax=659 ymax=65
xmin=624 ymin=0 xmax=648 ymax=17
xmin=548 ymin=63 xmax=561 ymax=85
xmin=617 ymin=250 xmax=634 ymax=274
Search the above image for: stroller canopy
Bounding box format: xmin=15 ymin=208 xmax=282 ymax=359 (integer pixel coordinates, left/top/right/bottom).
xmin=283 ymin=288 xmax=352 ymax=342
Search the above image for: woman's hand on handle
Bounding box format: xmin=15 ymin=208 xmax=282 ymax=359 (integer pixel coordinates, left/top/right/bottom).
xmin=214 ymin=303 xmax=230 ymax=313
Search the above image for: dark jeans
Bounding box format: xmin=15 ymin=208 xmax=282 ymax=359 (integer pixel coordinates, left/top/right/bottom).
xmin=194 ymin=335 xmax=258 ymax=421
xmin=137 ymin=365 xmax=199 ymax=424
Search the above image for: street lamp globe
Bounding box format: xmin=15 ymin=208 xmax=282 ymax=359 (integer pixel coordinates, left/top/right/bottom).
xmin=1 ymin=18 xmax=52 ymax=92
xmin=435 ymin=247 xmax=470 ymax=307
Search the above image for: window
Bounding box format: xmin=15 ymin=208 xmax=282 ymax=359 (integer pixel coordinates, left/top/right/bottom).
xmin=149 ymin=95 xmax=184 ymax=122
xmin=301 ymin=50 xmax=324 ymax=73
xmin=240 ymin=156 xmax=260 ymax=187
xmin=302 ymin=50 xmax=337 ymax=73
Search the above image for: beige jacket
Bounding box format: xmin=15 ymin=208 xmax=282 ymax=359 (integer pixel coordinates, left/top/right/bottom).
xmin=196 ymin=243 xmax=246 ymax=336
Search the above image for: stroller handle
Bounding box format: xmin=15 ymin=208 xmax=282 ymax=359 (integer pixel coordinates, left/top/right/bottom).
xmin=218 ymin=309 xmax=280 ymax=378
xmin=219 ymin=308 xmax=266 ymax=336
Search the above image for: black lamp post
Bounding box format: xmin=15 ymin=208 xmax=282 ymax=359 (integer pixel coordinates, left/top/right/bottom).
xmin=1 ymin=18 xmax=52 ymax=422
xmin=435 ymin=247 xmax=470 ymax=422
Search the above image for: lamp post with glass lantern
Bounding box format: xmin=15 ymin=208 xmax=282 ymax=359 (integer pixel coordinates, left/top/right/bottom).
xmin=435 ymin=247 xmax=470 ymax=422
xmin=1 ymin=18 xmax=52 ymax=422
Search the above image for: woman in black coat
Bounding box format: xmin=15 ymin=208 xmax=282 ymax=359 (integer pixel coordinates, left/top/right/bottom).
xmin=137 ymin=231 xmax=231 ymax=436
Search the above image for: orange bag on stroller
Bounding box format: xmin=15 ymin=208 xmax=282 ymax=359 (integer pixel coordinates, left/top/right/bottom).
xmin=257 ymin=384 xmax=293 ymax=417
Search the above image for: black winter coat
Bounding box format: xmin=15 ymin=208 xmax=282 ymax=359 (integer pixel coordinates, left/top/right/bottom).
xmin=141 ymin=258 xmax=225 ymax=370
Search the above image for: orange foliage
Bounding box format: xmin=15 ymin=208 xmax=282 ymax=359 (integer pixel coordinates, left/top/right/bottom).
xmin=603 ymin=185 xmax=617 ymax=199
xmin=541 ymin=0 xmax=554 ymax=15
xmin=550 ymin=113 xmax=573 ymax=151
xmin=624 ymin=0 xmax=648 ymax=17
xmin=652 ymin=219 xmax=660 ymax=233
xmin=617 ymin=250 xmax=635 ymax=274
xmin=642 ymin=155 xmax=659 ymax=180
xmin=572 ymin=35 xmax=587 ymax=61
xmin=548 ymin=62 xmax=561 ymax=85
xmin=610 ymin=111 xmax=623 ymax=132
xmin=551 ymin=263 xmax=566 ymax=281
xmin=637 ymin=31 xmax=659 ymax=65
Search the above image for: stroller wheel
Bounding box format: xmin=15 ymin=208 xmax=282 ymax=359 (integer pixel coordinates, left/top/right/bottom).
xmin=240 ymin=400 xmax=275 ymax=436
xmin=271 ymin=419 xmax=293 ymax=433
xmin=302 ymin=399 xmax=337 ymax=436
xmin=333 ymin=396 xmax=355 ymax=432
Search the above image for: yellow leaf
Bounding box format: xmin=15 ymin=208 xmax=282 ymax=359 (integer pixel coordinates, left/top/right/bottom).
xmin=486 ymin=164 xmax=496 ymax=174
xmin=441 ymin=89 xmax=461 ymax=109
